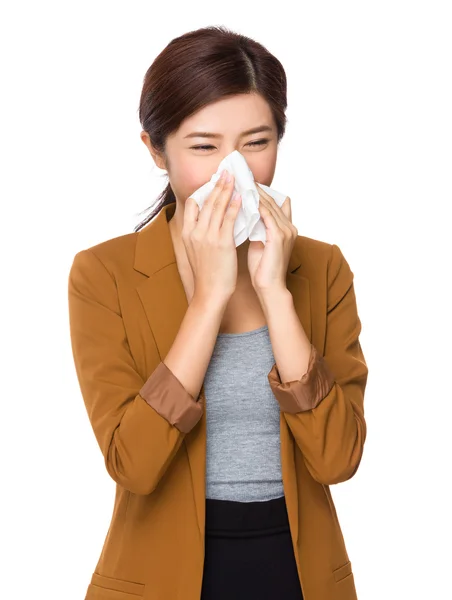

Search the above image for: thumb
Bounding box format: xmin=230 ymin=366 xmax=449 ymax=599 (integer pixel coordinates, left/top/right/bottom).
xmin=184 ymin=196 xmax=200 ymax=225
xmin=280 ymin=196 xmax=292 ymax=222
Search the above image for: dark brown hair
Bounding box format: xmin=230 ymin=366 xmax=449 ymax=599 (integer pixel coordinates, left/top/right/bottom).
xmin=134 ymin=25 xmax=288 ymax=231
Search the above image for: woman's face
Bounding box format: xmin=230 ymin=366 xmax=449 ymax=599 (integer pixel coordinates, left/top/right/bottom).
xmin=142 ymin=92 xmax=279 ymax=205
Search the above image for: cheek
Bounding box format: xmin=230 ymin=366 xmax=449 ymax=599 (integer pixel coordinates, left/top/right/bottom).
xmin=247 ymin=154 xmax=277 ymax=187
xmin=251 ymin=165 xmax=276 ymax=187
xmin=171 ymin=159 xmax=219 ymax=201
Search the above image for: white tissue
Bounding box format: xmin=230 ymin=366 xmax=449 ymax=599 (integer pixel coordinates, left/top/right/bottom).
xmin=188 ymin=150 xmax=288 ymax=247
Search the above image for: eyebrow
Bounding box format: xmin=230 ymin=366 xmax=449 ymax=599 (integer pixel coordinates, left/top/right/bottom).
xmin=183 ymin=125 xmax=273 ymax=139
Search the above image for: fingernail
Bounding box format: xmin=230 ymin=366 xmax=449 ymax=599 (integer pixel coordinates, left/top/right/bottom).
xmin=220 ymin=169 xmax=228 ymax=180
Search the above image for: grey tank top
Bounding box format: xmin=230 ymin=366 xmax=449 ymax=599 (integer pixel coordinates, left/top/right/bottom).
xmin=203 ymin=324 xmax=285 ymax=503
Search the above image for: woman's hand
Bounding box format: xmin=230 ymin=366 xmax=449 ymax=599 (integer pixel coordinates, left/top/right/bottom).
xmin=183 ymin=170 xmax=242 ymax=305
xmin=247 ymin=184 xmax=298 ymax=295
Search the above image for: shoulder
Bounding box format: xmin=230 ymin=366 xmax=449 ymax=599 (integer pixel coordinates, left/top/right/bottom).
xmin=296 ymin=234 xmax=352 ymax=274
xmin=70 ymin=231 xmax=139 ymax=278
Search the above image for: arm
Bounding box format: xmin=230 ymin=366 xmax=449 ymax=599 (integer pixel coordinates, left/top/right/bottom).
xmin=68 ymin=248 xmax=228 ymax=495
xmin=264 ymin=244 xmax=368 ymax=485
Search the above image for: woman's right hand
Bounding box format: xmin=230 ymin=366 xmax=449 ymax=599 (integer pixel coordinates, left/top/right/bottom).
xmin=182 ymin=169 xmax=242 ymax=304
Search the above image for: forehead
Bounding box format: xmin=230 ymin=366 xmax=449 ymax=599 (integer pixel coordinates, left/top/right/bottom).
xmin=177 ymin=93 xmax=274 ymax=137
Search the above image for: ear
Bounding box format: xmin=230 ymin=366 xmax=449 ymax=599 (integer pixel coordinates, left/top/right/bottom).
xmin=140 ymin=131 xmax=168 ymax=171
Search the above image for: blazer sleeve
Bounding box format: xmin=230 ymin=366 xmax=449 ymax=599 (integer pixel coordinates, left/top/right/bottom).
xmin=267 ymin=243 xmax=368 ymax=485
xmin=68 ymin=248 xmax=203 ymax=495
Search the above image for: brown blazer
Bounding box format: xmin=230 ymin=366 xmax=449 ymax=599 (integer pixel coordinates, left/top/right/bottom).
xmin=68 ymin=202 xmax=368 ymax=600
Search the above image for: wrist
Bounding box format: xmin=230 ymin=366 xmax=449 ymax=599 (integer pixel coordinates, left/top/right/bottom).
xmin=257 ymin=287 xmax=292 ymax=313
xmin=191 ymin=291 xmax=230 ymax=313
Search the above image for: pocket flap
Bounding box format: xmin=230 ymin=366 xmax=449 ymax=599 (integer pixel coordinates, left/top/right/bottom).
xmin=90 ymin=572 xmax=145 ymax=596
xmin=333 ymin=560 xmax=352 ymax=583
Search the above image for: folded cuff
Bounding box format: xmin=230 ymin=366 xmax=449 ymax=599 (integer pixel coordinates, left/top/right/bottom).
xmin=139 ymin=361 xmax=203 ymax=433
xmin=267 ymin=343 xmax=336 ymax=413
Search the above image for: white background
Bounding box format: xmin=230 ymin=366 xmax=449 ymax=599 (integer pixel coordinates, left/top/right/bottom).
xmin=1 ymin=1 xmax=451 ymax=599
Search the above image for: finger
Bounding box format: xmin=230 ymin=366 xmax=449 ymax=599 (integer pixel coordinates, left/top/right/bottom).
xmin=280 ymin=196 xmax=292 ymax=223
xmin=257 ymin=202 xmax=279 ymax=241
xmin=256 ymin=184 xmax=285 ymax=229
xmin=220 ymin=191 xmax=242 ymax=239
xmin=183 ymin=196 xmax=200 ymax=230
xmin=209 ymin=173 xmax=236 ymax=230
xmin=257 ymin=185 xmax=294 ymax=232
xmin=196 ymin=171 xmax=229 ymax=230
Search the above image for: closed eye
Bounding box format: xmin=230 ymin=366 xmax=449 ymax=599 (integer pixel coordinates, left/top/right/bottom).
xmin=190 ymin=139 xmax=269 ymax=151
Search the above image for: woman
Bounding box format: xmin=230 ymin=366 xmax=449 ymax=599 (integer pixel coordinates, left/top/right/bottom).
xmin=68 ymin=25 xmax=368 ymax=600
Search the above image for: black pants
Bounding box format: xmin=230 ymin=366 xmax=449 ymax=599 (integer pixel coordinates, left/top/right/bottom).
xmin=200 ymin=495 xmax=304 ymax=600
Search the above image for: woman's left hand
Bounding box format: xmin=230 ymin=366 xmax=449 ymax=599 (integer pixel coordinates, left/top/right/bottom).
xmin=247 ymin=184 xmax=298 ymax=295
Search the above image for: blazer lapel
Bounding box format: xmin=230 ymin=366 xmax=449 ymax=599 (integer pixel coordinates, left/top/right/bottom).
xmin=133 ymin=203 xmax=310 ymax=546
